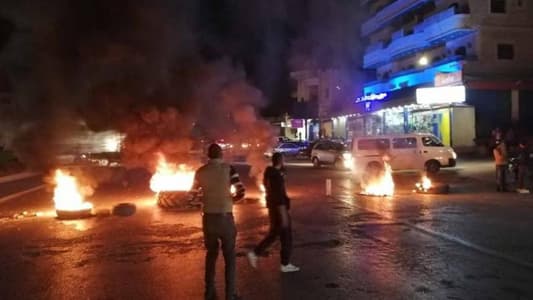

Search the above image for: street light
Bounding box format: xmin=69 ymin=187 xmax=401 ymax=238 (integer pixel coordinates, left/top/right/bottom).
xmin=418 ymin=56 xmax=429 ymax=66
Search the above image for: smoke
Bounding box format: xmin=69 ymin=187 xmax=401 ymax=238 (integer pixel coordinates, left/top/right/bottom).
xmin=0 ymin=0 xmax=281 ymax=187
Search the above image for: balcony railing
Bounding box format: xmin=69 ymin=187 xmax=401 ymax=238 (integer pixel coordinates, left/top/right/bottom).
xmin=362 ymin=0 xmax=426 ymax=37
xmin=363 ymin=8 xmax=473 ymax=68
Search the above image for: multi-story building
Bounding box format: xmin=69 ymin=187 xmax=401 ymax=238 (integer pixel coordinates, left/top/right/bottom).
xmin=290 ymin=68 xmax=361 ymax=140
xmin=356 ymin=0 xmax=533 ymax=148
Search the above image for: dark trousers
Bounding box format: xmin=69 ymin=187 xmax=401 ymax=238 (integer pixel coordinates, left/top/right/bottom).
xmin=518 ymin=165 xmax=528 ymax=189
xmin=496 ymin=164 xmax=507 ymax=191
xmin=202 ymin=214 xmax=236 ymax=300
xmin=254 ymin=207 xmax=292 ymax=265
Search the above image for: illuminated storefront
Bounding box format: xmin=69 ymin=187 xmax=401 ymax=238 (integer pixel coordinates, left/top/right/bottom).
xmin=345 ymin=85 xmax=476 ymax=148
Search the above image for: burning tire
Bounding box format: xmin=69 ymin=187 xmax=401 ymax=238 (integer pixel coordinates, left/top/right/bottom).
xmin=56 ymin=208 xmax=93 ymax=220
xmin=157 ymin=191 xmax=199 ymax=210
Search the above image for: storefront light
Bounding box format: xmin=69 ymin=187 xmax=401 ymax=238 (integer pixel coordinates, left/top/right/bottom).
xmin=416 ymin=85 xmax=466 ymax=105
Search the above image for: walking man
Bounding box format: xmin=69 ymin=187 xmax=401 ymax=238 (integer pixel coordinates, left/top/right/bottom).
xmin=516 ymin=140 xmax=530 ymax=193
xmin=191 ymin=144 xmax=245 ymax=300
xmin=493 ymin=139 xmax=508 ymax=192
xmin=247 ymin=152 xmax=300 ymax=273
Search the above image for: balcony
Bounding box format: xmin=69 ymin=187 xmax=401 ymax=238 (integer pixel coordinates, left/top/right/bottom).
xmin=361 ymin=0 xmax=427 ymax=37
xmin=363 ymin=8 xmax=473 ymax=68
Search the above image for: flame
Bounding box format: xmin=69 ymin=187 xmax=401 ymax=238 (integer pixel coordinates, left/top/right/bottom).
xmin=53 ymin=169 xmax=93 ymax=212
xmin=416 ymin=175 xmax=432 ymax=192
xmin=360 ymin=162 xmax=395 ymax=197
xmin=259 ymin=183 xmax=266 ymax=206
xmin=149 ymin=154 xmax=195 ymax=192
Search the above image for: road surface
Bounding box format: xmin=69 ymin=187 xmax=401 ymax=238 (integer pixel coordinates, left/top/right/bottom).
xmin=0 ymin=160 xmax=532 ymax=299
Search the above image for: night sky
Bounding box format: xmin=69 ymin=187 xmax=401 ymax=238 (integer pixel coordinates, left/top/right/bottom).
xmin=0 ymin=0 xmax=362 ymax=117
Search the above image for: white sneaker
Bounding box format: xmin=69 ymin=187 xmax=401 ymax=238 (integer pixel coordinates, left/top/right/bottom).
xmin=518 ymin=189 xmax=530 ymax=194
xmin=280 ymin=263 xmax=300 ymax=273
xmin=247 ymin=251 xmax=258 ymax=269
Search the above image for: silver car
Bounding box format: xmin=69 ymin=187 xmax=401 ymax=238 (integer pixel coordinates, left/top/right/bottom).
xmin=310 ymin=141 xmax=353 ymax=169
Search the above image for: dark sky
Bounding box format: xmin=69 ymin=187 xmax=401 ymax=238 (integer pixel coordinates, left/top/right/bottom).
xmin=0 ymin=0 xmax=362 ymax=117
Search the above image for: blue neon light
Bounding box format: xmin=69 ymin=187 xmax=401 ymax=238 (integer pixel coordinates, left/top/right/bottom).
xmin=355 ymin=93 xmax=388 ymax=103
xmin=363 ymin=60 xmax=463 ymax=95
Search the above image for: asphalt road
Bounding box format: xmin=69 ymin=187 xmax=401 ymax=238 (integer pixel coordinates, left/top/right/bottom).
xmin=0 ymin=161 xmax=533 ymax=299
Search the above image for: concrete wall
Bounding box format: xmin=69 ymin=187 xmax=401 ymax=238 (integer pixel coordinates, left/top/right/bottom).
xmin=451 ymin=106 xmax=476 ymax=147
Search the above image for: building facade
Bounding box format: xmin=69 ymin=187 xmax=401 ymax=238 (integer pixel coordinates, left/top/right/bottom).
xmin=290 ymin=69 xmax=360 ymax=140
xmin=358 ymin=0 xmax=533 ymax=148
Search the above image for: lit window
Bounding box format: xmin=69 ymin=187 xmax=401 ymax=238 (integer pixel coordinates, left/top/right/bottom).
xmin=491 ymin=0 xmax=506 ymax=13
xmin=497 ymin=44 xmax=514 ymax=60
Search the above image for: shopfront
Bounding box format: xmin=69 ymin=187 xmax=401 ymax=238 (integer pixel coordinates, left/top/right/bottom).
xmin=345 ymin=86 xmax=475 ymax=148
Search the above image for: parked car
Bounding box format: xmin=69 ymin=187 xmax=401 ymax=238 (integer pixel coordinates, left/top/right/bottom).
xmin=265 ymin=142 xmax=303 ymax=158
xmin=310 ymin=141 xmax=353 ymax=169
xmin=351 ymin=133 xmax=457 ymax=174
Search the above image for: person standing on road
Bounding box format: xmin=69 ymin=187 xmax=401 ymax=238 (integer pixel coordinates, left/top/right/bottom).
xmin=516 ymin=141 xmax=530 ymax=193
xmin=247 ymin=152 xmax=300 ymax=273
xmin=493 ymin=140 xmax=508 ymax=192
xmin=191 ymin=143 xmax=245 ymax=300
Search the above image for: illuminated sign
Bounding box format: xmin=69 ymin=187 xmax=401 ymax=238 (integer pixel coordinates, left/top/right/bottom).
xmin=434 ymin=71 xmax=462 ymax=87
xmin=416 ymin=85 xmax=466 ymax=105
xmin=355 ymin=93 xmax=388 ymax=103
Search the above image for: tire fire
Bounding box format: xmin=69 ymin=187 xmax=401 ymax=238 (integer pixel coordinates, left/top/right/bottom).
xmin=360 ymin=161 xmax=395 ymax=197
xmin=150 ymin=154 xmax=197 ymax=209
xmin=53 ymin=169 xmax=93 ymax=218
xmin=415 ymin=175 xmax=432 ymax=192
xmin=149 ymin=154 xmax=195 ymax=193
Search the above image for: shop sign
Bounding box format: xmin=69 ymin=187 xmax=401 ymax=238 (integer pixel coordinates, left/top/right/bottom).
xmin=434 ymin=71 xmax=462 ymax=87
xmin=416 ymin=85 xmax=466 ymax=105
xmin=355 ymin=93 xmax=388 ymax=103
xmin=290 ymin=119 xmax=304 ymax=128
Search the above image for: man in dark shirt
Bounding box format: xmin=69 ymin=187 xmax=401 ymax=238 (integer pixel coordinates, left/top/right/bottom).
xmin=247 ymin=152 xmax=300 ymax=273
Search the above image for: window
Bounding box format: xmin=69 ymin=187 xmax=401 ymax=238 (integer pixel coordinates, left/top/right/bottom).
xmin=491 ymin=0 xmax=506 ymax=13
xmin=422 ymin=136 xmax=444 ymax=147
xmin=393 ymin=138 xmax=417 ymax=149
xmin=280 ymin=143 xmax=297 ymax=149
xmin=314 ymin=143 xmax=327 ymax=151
xmin=497 ymin=44 xmax=514 ymax=60
xmin=358 ymin=139 xmax=390 ymax=151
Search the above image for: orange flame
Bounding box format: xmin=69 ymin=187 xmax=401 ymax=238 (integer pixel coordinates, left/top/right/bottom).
xmin=149 ymin=154 xmax=195 ymax=192
xmin=53 ymin=169 xmax=93 ymax=212
xmin=361 ymin=162 xmax=395 ymax=196
xmin=259 ymin=183 xmax=266 ymax=206
xmin=416 ymin=175 xmax=432 ymax=192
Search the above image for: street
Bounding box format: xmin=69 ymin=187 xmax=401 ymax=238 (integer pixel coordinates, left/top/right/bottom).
xmin=1 ymin=160 xmax=533 ymax=300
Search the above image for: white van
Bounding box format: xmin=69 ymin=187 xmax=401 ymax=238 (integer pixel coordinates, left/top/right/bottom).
xmin=351 ymin=133 xmax=457 ymax=173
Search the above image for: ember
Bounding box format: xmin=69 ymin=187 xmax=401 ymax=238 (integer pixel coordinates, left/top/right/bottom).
xmin=53 ymin=169 xmax=93 ymax=219
xmin=360 ymin=161 xmax=395 ymax=197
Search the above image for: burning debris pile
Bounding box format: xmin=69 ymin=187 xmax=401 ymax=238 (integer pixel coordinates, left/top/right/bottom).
xmin=360 ymin=161 xmax=395 ymax=197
